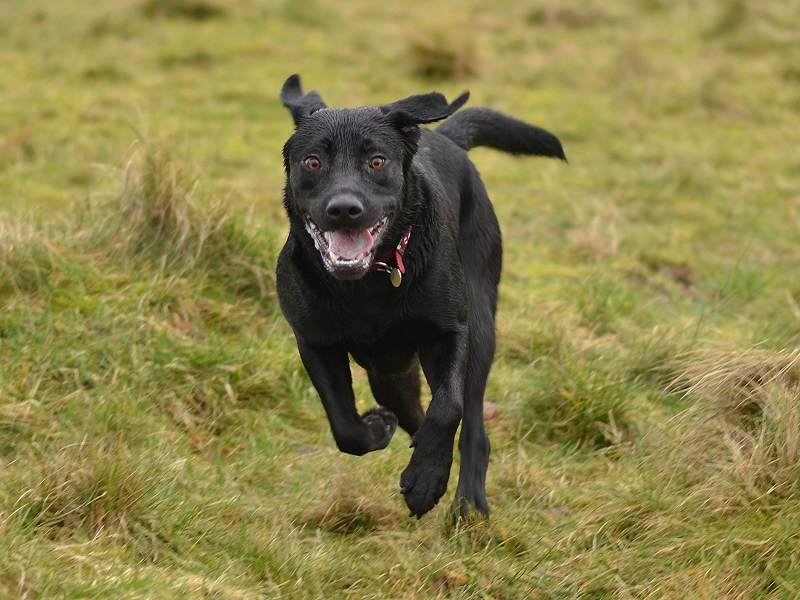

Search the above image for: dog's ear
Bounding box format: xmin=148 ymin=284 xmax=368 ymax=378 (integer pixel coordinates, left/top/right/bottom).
xmin=280 ymin=74 xmax=327 ymax=127
xmin=380 ymin=91 xmax=469 ymax=129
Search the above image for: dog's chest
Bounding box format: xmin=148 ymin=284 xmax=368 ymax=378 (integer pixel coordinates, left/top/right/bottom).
xmin=329 ymin=296 xmax=413 ymax=346
xmin=348 ymin=319 xmax=427 ymax=369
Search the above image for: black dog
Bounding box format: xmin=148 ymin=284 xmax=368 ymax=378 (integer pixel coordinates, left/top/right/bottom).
xmin=276 ymin=74 xmax=565 ymax=518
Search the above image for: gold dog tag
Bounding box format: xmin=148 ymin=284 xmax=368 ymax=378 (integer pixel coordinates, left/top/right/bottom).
xmin=390 ymin=268 xmax=402 ymax=287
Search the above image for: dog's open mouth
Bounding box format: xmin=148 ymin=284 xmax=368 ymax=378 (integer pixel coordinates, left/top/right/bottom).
xmin=304 ymin=216 xmax=389 ymax=277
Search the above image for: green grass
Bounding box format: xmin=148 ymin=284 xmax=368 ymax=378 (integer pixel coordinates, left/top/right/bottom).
xmin=2 ymin=0 xmax=800 ymax=597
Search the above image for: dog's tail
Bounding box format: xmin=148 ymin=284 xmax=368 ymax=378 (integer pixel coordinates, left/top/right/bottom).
xmin=436 ymin=108 xmax=566 ymax=161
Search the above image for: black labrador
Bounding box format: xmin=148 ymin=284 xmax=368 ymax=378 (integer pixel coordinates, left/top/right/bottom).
xmin=276 ymin=74 xmax=565 ymax=518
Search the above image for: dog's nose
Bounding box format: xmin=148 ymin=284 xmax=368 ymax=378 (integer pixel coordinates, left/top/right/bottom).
xmin=325 ymin=194 xmax=364 ymax=223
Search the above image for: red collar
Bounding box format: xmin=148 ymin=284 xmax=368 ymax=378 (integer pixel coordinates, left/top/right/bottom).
xmin=370 ymin=225 xmax=413 ymax=287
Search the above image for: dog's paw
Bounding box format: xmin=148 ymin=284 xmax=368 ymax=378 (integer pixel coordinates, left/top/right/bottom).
xmin=451 ymin=494 xmax=490 ymax=521
xmin=361 ymin=407 xmax=398 ymax=451
xmin=400 ymin=450 xmax=453 ymax=518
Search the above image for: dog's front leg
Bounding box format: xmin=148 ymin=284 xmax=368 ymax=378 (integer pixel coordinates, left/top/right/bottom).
xmin=297 ymin=340 xmax=397 ymax=455
xmin=401 ymin=328 xmax=467 ymax=517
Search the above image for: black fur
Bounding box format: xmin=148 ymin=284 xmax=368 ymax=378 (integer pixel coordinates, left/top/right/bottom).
xmin=437 ymin=107 xmax=566 ymax=159
xmin=280 ymin=74 xmax=327 ymax=126
xmin=275 ymin=75 xmax=565 ymax=518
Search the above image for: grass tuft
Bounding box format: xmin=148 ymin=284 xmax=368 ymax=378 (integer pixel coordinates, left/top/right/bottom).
xmin=0 ymin=224 xmax=59 ymax=296
xmin=407 ymin=31 xmax=477 ymax=80
xmin=7 ymin=440 xmax=177 ymax=537
xmin=522 ymin=355 xmax=634 ymax=448
xmin=625 ymin=326 xmax=692 ymax=393
xmin=671 ymin=347 xmax=800 ymax=505
xmin=297 ymin=493 xmax=395 ymax=534
xmin=673 ymin=346 xmax=800 ymax=411
xmin=525 ymin=4 xmax=612 ymax=29
xmin=140 ymin=0 xmax=225 ymax=21
xmin=95 ymin=141 xmax=276 ymax=300
xmin=707 ymin=0 xmax=748 ymax=37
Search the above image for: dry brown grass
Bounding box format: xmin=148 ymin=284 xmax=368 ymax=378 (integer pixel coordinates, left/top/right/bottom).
xmin=670 ymin=347 xmax=800 ymax=506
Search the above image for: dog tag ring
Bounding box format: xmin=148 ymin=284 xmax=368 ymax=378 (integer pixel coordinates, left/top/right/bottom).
xmin=369 ymin=224 xmax=412 ymax=288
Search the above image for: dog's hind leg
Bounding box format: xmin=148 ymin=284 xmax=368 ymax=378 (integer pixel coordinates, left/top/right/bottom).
xmin=453 ymin=297 xmax=494 ymax=517
xmin=452 ymin=170 xmax=500 ymax=518
xmin=368 ymin=357 xmax=425 ymax=437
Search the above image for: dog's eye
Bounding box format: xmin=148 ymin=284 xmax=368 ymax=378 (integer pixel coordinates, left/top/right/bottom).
xmin=368 ymin=156 xmax=386 ymax=170
xmin=303 ymin=156 xmax=322 ymax=171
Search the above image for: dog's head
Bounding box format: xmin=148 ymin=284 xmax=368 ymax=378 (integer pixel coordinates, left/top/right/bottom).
xmin=280 ymin=74 xmax=468 ymax=280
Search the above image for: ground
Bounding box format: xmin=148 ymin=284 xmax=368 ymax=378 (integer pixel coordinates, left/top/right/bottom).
xmin=2 ymin=0 xmax=800 ymax=598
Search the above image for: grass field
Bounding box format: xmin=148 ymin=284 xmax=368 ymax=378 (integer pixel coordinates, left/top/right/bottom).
xmin=2 ymin=0 xmax=800 ymax=597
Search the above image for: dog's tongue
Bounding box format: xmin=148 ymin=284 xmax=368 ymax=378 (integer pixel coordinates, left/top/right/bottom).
xmin=328 ymin=229 xmax=373 ymax=260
